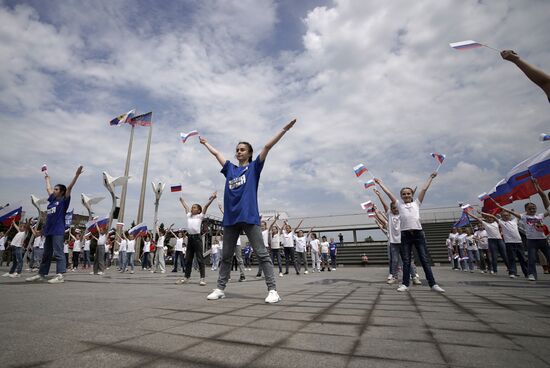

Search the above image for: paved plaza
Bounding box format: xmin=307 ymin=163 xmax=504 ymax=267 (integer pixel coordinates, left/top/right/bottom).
xmin=1 ymin=265 xmax=550 ymax=368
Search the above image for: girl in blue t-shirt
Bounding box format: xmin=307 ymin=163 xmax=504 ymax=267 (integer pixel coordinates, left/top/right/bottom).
xmin=200 ymin=119 xmax=296 ymax=303
xmin=26 ymin=166 xmax=83 ymax=284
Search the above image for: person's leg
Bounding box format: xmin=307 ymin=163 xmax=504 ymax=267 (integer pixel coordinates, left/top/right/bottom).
xmin=50 ymin=235 xmax=66 ymax=275
xmin=195 ymin=238 xmax=206 ymax=278
xmin=488 ymin=239 xmax=498 ymax=273
xmin=290 ymin=248 xmax=299 ymax=273
xmin=97 ymin=246 xmax=105 ymax=272
xmin=536 ymin=240 xmax=550 ymax=279
xmin=72 ymin=252 xmax=79 ymax=270
xmin=121 ymin=251 xmax=127 ymax=272
xmin=284 ymin=248 xmax=291 ymax=273
xmin=275 ymin=249 xmax=283 ymax=273
xmin=295 ymin=251 xmax=301 ymax=273
xmin=497 ymin=240 xmax=510 ymax=271
xmin=184 ymin=239 xmax=196 ymax=279
xmin=172 ymin=251 xmax=180 ymax=272
xmin=413 ymin=231 xmax=436 ymax=287
xmin=389 ymin=243 xmax=400 ymax=278
xmin=234 ymin=244 xmax=245 ymax=277
xmin=159 ymin=248 xmax=166 ymax=272
xmin=399 ymin=232 xmax=412 ymax=287
xmin=217 ymin=226 xmax=240 ymax=290
xmin=129 ymin=252 xmax=135 ymax=271
xmin=515 ymin=244 xmax=528 ymax=277
xmin=506 ymin=243 xmax=518 ymax=276
xmin=458 ymin=248 xmax=467 ymax=270
xmin=527 ymin=240 xmax=537 ymax=278
xmin=467 ymin=249 xmax=475 ymax=271
xmin=243 ymin=224 xmax=276 ymax=291
xmin=14 ymin=248 xmax=23 ymax=274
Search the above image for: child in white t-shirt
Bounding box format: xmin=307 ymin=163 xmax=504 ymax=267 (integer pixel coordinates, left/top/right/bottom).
xmin=2 ymin=222 xmax=28 ymax=277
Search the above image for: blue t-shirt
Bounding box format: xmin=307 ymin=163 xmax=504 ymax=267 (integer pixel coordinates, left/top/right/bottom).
xmin=243 ymin=246 xmax=252 ymax=257
xmin=43 ymin=194 xmax=71 ymax=236
xmin=221 ymin=155 xmax=264 ymax=226
xmin=329 ymin=242 xmax=337 ymax=256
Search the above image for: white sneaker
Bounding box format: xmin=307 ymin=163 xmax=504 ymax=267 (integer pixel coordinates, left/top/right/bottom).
xmin=160 ymin=271 xmax=166 ymax=274
xmin=387 ymin=274 xmax=393 ymax=280
xmin=89 ymin=271 xmax=94 ymax=275
xmin=490 ymin=271 xmax=495 ymax=275
xmin=199 ymin=278 xmax=206 ymax=286
xmin=265 ymin=290 xmax=281 ymax=303
xmin=387 ymin=277 xmax=397 ymax=285
xmin=279 ymin=272 xmax=283 ymax=277
xmin=98 ymin=272 xmax=104 ymax=275
xmin=175 ymin=277 xmax=189 ymax=285
xmin=48 ymin=274 xmax=64 ymax=284
xmin=304 ymin=270 xmax=309 ymax=275
xmin=480 ymin=270 xmax=486 ymax=274
xmin=412 ymin=277 xmax=422 ymax=285
xmin=431 ymin=284 xmax=445 ymax=293
xmin=397 ymin=284 xmax=409 ymax=292
xmin=26 ymin=275 xmax=46 ymax=282
xmin=331 ymin=268 xmax=336 ymax=271
xmin=528 ymin=275 xmax=536 ymax=281
xmin=9 ymin=273 xmax=21 ymax=278
xmin=130 ymin=270 xmax=134 ymax=274
xmin=207 ymin=288 xmax=225 ymax=300
xmin=509 ymin=274 xmax=516 ymax=279
xmin=2 ymin=272 xmax=11 ymax=277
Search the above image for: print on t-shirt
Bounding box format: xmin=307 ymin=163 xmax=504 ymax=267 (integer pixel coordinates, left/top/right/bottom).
xmin=229 ymin=174 xmax=246 ymax=190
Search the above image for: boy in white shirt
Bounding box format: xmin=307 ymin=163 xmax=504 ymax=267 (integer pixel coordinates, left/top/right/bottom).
xmin=3 ymin=222 xmax=28 ymax=278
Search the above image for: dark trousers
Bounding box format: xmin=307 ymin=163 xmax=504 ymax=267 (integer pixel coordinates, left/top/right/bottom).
xmin=184 ymin=235 xmax=205 ymax=278
xmin=172 ymin=251 xmax=185 ymax=272
xmin=400 ymin=230 xmax=436 ymax=287
xmin=488 ymin=238 xmax=509 ymax=273
xmin=506 ymin=242 xmax=528 ymax=277
xmin=72 ymin=251 xmax=80 ymax=269
xmin=271 ymin=248 xmax=283 ymax=273
xmin=283 ymin=247 xmax=299 ymax=273
xmin=527 ymin=239 xmax=550 ymax=279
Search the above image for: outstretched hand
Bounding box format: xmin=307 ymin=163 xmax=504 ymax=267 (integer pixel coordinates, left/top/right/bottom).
xmin=501 ymin=49 xmax=520 ymax=62
xmin=430 ymin=172 xmax=438 ymax=179
xmin=209 ymin=191 xmax=217 ymax=201
xmin=283 ymin=119 xmax=297 ymax=132
xmin=75 ymin=165 xmax=84 ymax=176
xmin=199 ymin=136 xmax=207 ymax=144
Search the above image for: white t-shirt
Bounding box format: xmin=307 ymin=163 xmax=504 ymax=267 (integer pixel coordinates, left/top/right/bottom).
xmin=457 ymin=233 xmax=468 ymax=249
xmin=474 ymin=230 xmax=488 ymax=250
xmin=282 ymin=230 xmax=294 ymax=248
xmin=482 ymin=221 xmax=502 ymax=239
xmin=64 ymin=242 xmax=69 ymax=253
xmin=387 ymin=211 xmax=401 ymax=244
xmin=0 ymin=236 xmax=6 ymax=251
xmin=448 ymin=233 xmax=458 ymax=246
xmin=262 ymin=230 xmax=269 ymax=248
xmin=270 ymin=232 xmax=281 ymax=249
xmin=119 ymin=239 xmax=127 ymax=252
xmin=521 ymin=213 xmax=547 ymax=240
xmin=143 ymin=241 xmax=150 ymax=253
xmin=187 ymin=213 xmax=204 ymax=235
xmin=33 ymin=236 xmax=44 ymax=248
xmin=157 ymin=236 xmax=165 ymax=249
xmin=127 ymin=239 xmax=136 ymax=253
xmin=320 ymin=241 xmax=329 ymax=254
xmin=11 ymin=231 xmax=26 ymax=247
xmin=175 ymin=237 xmax=185 ymax=251
xmin=83 ymin=239 xmax=91 ymax=251
xmin=310 ymin=238 xmax=320 ymax=253
xmin=466 ymin=235 xmax=477 ymax=251
xmin=294 ymin=235 xmax=307 ymax=252
xmin=98 ymin=234 xmax=106 ymax=246
xmin=498 ymin=218 xmax=522 ymax=243
xmin=397 ymin=199 xmax=422 ymax=231
xmin=211 ymin=243 xmax=219 ymax=254
xmin=73 ymin=239 xmax=82 ymax=252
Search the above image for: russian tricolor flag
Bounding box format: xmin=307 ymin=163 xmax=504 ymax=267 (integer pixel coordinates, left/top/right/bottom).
xmin=181 ymin=130 xmax=199 ymax=143
xmin=360 ymin=200 xmax=373 ymax=210
xmin=540 ymin=133 xmax=550 ymax=142
xmin=129 ymin=112 xmax=152 ymax=127
xmin=171 ymin=185 xmax=182 ymax=192
xmin=364 ymin=180 xmax=375 ymax=189
xmin=431 ymin=152 xmax=446 ymax=164
xmin=129 ymin=222 xmax=148 ymax=237
xmin=461 ymin=204 xmax=474 ymax=213
xmin=85 ymin=216 xmax=109 ymax=233
xmin=477 ymin=192 xmax=490 ymax=202
xmin=0 ymin=204 xmax=22 ymax=226
xmin=354 ymin=164 xmax=367 ymax=177
xmin=449 ymin=40 xmax=483 ymax=50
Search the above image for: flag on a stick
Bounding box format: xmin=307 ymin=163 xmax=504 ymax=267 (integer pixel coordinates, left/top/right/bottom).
xmin=477 ymin=192 xmax=490 ymax=202
xmin=180 ymin=130 xmax=198 ymax=143
xmin=431 ymin=152 xmax=446 ymax=164
xmin=354 ymin=164 xmax=367 ymax=177
xmin=449 ymin=40 xmax=483 ymax=50
xmin=0 ymin=204 xmax=22 ymax=226
xmin=129 ymin=222 xmax=148 ymax=237
xmin=540 ymin=133 xmax=550 ymax=142
xmin=171 ymin=185 xmax=182 ymax=192
xmin=360 ymin=201 xmax=373 ymax=210
xmin=364 ymin=180 xmax=375 ymax=189
xmin=85 ymin=216 xmax=109 ymax=233
xmin=453 ymin=211 xmax=470 ymax=228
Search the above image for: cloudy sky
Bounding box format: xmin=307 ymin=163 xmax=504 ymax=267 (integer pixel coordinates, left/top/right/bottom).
xmin=1 ymin=0 xmax=549 ymax=228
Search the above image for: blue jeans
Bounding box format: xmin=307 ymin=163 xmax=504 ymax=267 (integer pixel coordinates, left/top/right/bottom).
xmin=126 ymin=252 xmax=135 ymax=271
xmin=527 ymin=239 xmax=550 ymax=279
xmin=119 ymin=251 xmax=127 ymax=271
xmin=506 ymin=242 xmax=528 ymax=277
xmin=172 ymin=250 xmax=185 ymax=272
xmin=400 ymin=230 xmax=436 ymax=287
xmin=33 ymin=248 xmax=43 ymax=269
xmin=39 ymin=235 xmax=66 ymax=276
xmin=467 ymin=249 xmax=480 ymax=271
xmin=9 ymin=247 xmax=23 ymax=274
xmin=458 ymin=248 xmax=468 ymax=270
xmin=488 ymin=238 xmax=509 ymax=273
xmin=83 ymin=250 xmax=91 ymax=267
xmin=271 ymin=248 xmax=283 ymax=273
xmin=389 ymin=243 xmax=400 ymax=276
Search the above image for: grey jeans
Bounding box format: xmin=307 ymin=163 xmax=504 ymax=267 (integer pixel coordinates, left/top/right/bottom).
xmin=295 ymin=251 xmax=308 ymax=272
xmin=93 ymin=245 xmax=105 ymax=274
xmin=218 ymin=224 xmax=276 ymax=291
xmin=154 ymin=247 xmax=166 ymax=272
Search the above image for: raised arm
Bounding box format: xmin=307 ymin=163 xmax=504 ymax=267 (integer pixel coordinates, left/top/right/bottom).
xmin=374 ymin=178 xmax=398 ymax=205
xmin=217 ymin=200 xmax=224 ymax=215
xmin=202 ymin=191 xmax=217 ymax=215
xmin=294 ymin=219 xmax=304 ymax=232
xmin=269 ymin=214 xmax=279 ymax=231
xmin=373 ymin=188 xmax=389 ymax=213
xmin=468 ymin=211 xmax=483 ymax=223
xmin=418 ymin=172 xmax=437 ymax=204
xmin=489 ymin=198 xmax=521 ymax=219
xmin=66 ymin=165 xmax=84 ymax=198
xmin=501 ymin=50 xmax=550 ymax=100
xmin=45 ymin=172 xmax=53 ymax=196
xmin=199 ymin=137 xmax=226 ymax=167
xmin=480 ymin=212 xmax=498 ymax=221
xmin=259 ymin=119 xmax=296 ymax=162
xmin=531 ymin=177 xmax=550 ymax=210
xmin=12 ymin=222 xmax=20 ymax=232
xmin=179 ymin=196 xmax=190 ymax=214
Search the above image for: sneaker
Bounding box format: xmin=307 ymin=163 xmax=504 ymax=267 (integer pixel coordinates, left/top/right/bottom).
xmin=331 ymin=268 xmax=336 ymax=271
xmin=48 ymin=274 xmax=64 ymax=284
xmin=469 ymin=270 xmax=474 ymax=273
xmin=396 ymin=284 xmax=409 ymax=292
xmin=207 ymin=288 xmax=225 ymax=300
xmin=239 ymin=275 xmax=246 ymax=282
xmin=509 ymin=274 xmax=516 ymax=279
xmin=151 ymin=270 xmax=155 ymax=273
xmin=431 ymin=284 xmax=445 ymax=293
xmin=490 ymin=271 xmax=495 ymax=275
xmin=296 ymin=272 xmax=300 ymax=275
xmin=89 ymin=271 xmax=95 ymax=275
xmin=160 ymin=271 xmax=166 ymax=274
xmin=279 ymin=272 xmax=283 ymax=277
xmin=265 ymin=290 xmax=281 ymax=303
xmin=175 ymin=277 xmax=189 ymax=285
xmin=199 ymin=278 xmax=206 ymax=286
xmin=255 ymin=275 xmax=262 ymax=279
xmin=2 ymin=272 xmax=11 ymax=277
xmin=26 ymin=275 xmax=46 ymax=282
xmin=387 ymin=274 xmax=393 ymax=280
xmin=98 ymin=272 xmax=104 ymax=275
xmin=412 ymin=277 xmax=422 ymax=285
xmin=284 ymin=271 xmax=289 ymax=275
xmin=304 ymin=271 xmax=309 ymax=275
xmin=480 ymin=270 xmax=486 ymax=274
xmin=130 ymin=270 xmax=134 ymax=274
xmin=528 ymin=275 xmax=536 ymax=281
xmin=9 ymin=273 xmax=21 ymax=278
xmin=387 ymin=277 xmax=397 ymax=285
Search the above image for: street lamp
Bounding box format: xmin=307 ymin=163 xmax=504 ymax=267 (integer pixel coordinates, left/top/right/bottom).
xmin=102 ymin=171 xmax=129 ymax=230
xmin=81 ymin=193 xmax=105 ymax=221
xmin=151 ymin=182 xmax=165 ymax=238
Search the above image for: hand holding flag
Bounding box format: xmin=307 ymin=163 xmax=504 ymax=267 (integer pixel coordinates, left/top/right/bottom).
xmin=364 ymin=180 xmax=375 ymax=189
xmin=41 ymin=164 xmax=48 ymax=177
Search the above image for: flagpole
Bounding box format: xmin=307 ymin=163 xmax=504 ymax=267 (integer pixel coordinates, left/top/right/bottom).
xmin=481 ymin=44 xmax=499 ymax=52
xmin=435 ymin=162 xmax=443 ymax=173
xmin=118 ymin=123 xmax=135 ymax=225
xmin=135 ymin=122 xmax=153 ymax=261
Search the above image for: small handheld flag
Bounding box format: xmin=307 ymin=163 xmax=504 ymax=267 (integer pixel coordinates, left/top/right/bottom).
xmin=431 ymin=152 xmax=446 ymax=172
xmin=129 ymin=112 xmax=152 ymax=127
xmin=110 ymin=109 xmax=135 ymax=126
xmin=354 ymin=164 xmax=367 ymax=177
xmin=477 ymin=193 xmax=490 ymax=202
xmin=461 ymin=204 xmax=474 ymax=213
xmin=180 ymin=130 xmax=199 ymax=143
xmin=364 ymin=180 xmax=375 ymax=189
xmin=360 ymin=200 xmax=373 ymax=210
xmin=539 ymin=133 xmax=550 ymax=142
xmin=85 ymin=216 xmax=109 ymax=233
xmin=129 ymin=222 xmax=148 ymax=237
xmin=171 ymin=185 xmax=182 ymax=192
xmin=0 ymin=204 xmax=22 ymax=226
xmin=449 ymin=40 xmax=498 ymax=52
xmin=41 ymin=164 xmax=47 ymax=172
